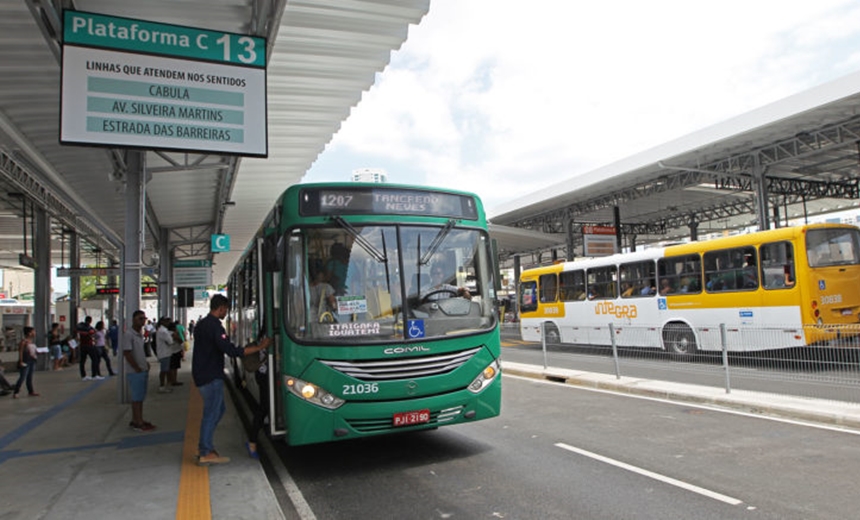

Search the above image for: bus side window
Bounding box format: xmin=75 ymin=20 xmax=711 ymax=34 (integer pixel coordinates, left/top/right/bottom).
xmin=539 ymin=274 xmax=557 ymax=303
xmin=520 ymin=281 xmax=538 ymax=313
xmin=761 ymin=241 xmax=795 ymax=290
xmin=559 ymin=270 xmax=582 ymax=302
xmin=587 ymin=265 xmax=617 ymax=300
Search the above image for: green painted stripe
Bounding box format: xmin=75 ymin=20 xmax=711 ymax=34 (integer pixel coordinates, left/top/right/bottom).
xmin=86 ymin=116 xmax=244 ymax=144
xmin=88 ymin=77 xmax=244 ymax=107
xmin=87 ymin=96 xmax=244 ymax=125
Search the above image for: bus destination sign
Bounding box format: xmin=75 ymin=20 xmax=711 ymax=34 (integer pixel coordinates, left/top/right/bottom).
xmin=300 ymin=187 xmax=478 ymax=220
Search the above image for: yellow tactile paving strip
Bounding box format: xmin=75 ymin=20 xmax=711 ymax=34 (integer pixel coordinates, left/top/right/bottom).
xmin=176 ymin=385 xmax=211 ymax=520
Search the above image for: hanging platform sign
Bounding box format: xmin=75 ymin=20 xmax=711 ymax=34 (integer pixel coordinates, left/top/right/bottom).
xmin=174 ymin=267 xmax=212 ymax=287
xmin=60 ymin=10 xmax=268 ymax=157
xmin=582 ymin=225 xmax=618 ymax=257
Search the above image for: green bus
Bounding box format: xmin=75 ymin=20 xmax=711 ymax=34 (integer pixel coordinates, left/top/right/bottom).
xmin=226 ymin=182 xmax=502 ymax=445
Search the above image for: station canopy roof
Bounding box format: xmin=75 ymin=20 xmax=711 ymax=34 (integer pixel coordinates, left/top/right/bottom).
xmin=0 ymin=0 xmax=429 ymax=283
xmin=490 ymin=70 xmax=860 ymax=260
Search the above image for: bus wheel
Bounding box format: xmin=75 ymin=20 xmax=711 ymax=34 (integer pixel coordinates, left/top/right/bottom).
xmin=544 ymin=323 xmax=561 ymax=345
xmin=663 ymin=323 xmax=696 ymax=356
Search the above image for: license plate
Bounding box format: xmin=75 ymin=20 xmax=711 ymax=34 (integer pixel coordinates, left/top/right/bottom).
xmin=393 ymin=409 xmax=430 ymax=427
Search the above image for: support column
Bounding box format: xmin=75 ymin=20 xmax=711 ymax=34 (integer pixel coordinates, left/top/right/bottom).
xmin=69 ymin=232 xmax=80 ymax=331
xmin=121 ymin=151 xmax=145 ymax=403
xmin=107 ymin=257 xmax=118 ymax=321
xmin=513 ymin=255 xmax=521 ymax=319
xmin=752 ymin=154 xmax=770 ymax=230
xmin=158 ymin=227 xmax=171 ymax=318
xmin=565 ymin=220 xmax=576 ymax=261
xmin=613 ymin=206 xmax=622 ymax=253
xmin=34 ymin=208 xmax=51 ymax=366
xmin=689 ymin=217 xmax=699 ymax=242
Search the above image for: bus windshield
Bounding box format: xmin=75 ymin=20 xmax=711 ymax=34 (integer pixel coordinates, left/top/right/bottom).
xmin=806 ymin=227 xmax=860 ymax=267
xmin=285 ymin=223 xmax=496 ymax=343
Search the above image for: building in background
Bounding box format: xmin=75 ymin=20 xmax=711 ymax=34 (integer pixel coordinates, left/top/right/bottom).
xmin=351 ymin=168 xmax=388 ymax=183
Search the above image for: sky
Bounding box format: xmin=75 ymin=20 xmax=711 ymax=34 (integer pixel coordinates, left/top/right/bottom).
xmin=301 ymin=0 xmax=860 ymax=216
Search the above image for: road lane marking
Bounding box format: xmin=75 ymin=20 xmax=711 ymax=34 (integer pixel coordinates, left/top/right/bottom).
xmin=261 ymin=434 xmax=317 ymax=520
xmin=554 ymin=442 xmax=743 ymax=506
xmin=501 ymin=339 xmax=531 ymax=347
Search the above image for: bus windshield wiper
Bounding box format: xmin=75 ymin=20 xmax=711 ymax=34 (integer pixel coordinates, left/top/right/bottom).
xmin=420 ymin=219 xmax=456 ymax=266
xmin=331 ymin=215 xmax=387 ymax=264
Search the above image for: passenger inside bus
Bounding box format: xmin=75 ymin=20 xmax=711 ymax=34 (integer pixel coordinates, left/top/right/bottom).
xmin=309 ymin=267 xmax=337 ymax=323
xmin=784 ymin=265 xmax=795 ymax=286
xmin=741 ymin=255 xmax=758 ymax=288
xmin=659 ymin=278 xmax=674 ymax=295
xmin=621 ymin=283 xmax=634 ymax=297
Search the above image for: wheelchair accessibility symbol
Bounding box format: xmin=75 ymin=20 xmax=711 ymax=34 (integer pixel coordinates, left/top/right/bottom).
xmin=407 ymin=320 xmax=425 ymax=339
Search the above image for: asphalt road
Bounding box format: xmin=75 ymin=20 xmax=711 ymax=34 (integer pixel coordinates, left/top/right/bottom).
xmin=272 ymin=376 xmax=860 ymax=519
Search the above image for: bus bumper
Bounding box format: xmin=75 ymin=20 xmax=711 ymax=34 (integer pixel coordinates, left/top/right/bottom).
xmin=281 ymin=378 xmax=502 ymax=446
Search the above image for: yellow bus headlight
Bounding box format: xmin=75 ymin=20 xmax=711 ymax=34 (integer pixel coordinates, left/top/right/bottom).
xmin=468 ymin=359 xmax=501 ymax=393
xmin=284 ymin=375 xmax=345 ymax=410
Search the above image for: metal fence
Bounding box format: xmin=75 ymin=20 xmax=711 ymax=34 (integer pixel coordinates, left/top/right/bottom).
xmin=525 ymin=322 xmax=860 ymax=404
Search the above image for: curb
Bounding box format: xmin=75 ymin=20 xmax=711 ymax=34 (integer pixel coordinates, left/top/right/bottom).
xmin=503 ymin=363 xmax=860 ymax=430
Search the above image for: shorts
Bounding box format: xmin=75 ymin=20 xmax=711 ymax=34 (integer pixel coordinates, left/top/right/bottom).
xmin=51 ymin=345 xmax=62 ymax=359
xmin=170 ymin=351 xmax=182 ymax=370
xmin=158 ymin=356 xmax=171 ymax=372
xmin=127 ymin=370 xmax=148 ymax=402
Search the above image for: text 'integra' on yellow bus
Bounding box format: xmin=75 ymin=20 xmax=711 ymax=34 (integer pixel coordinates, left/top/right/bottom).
xmin=519 ymin=223 xmax=860 ymax=353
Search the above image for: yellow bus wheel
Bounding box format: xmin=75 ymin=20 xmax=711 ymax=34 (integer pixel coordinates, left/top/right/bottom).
xmin=662 ymin=323 xmax=697 ymax=357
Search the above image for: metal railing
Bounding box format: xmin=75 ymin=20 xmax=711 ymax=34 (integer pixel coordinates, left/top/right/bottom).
xmin=531 ymin=322 xmax=860 ymax=404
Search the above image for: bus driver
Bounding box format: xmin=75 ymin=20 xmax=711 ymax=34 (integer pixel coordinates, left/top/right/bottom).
xmin=420 ymin=265 xmax=472 ymax=302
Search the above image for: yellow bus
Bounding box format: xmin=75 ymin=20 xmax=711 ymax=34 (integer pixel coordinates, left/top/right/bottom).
xmin=519 ymin=223 xmax=860 ymax=354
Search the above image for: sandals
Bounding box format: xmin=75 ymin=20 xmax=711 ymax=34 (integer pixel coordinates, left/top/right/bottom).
xmin=197 ymin=451 xmax=231 ymax=466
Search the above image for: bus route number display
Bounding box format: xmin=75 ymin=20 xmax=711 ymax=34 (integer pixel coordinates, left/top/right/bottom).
xmin=300 ymin=187 xmax=478 ymax=220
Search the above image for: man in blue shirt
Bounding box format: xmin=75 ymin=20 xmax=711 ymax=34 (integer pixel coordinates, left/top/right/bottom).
xmin=192 ymin=294 xmax=270 ymax=466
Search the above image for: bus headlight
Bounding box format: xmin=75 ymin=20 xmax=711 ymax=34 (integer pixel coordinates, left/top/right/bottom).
xmin=468 ymin=359 xmax=501 ymax=393
xmin=284 ymin=375 xmax=345 ymax=410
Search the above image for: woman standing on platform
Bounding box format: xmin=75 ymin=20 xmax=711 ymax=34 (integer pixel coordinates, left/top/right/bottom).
xmin=13 ymin=327 xmax=39 ymax=399
xmin=50 ymin=322 xmax=66 ymax=371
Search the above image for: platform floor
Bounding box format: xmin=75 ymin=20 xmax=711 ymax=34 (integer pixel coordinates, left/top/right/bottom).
xmin=0 ymin=351 xmax=284 ymax=520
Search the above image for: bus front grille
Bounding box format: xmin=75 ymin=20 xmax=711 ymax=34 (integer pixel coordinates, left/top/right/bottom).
xmin=321 ymin=347 xmax=482 ymax=381
xmin=346 ymin=406 xmax=465 ymax=432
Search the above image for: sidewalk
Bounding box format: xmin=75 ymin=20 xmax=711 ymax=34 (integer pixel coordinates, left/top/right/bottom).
xmin=0 ymin=351 xmax=284 ymax=520
xmin=503 ymin=360 xmax=860 ymax=429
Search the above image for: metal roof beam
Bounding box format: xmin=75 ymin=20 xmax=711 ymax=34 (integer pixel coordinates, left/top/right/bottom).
xmin=705 ymin=116 xmax=860 ymax=175
xmin=0 ymin=148 xmax=119 ymax=255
